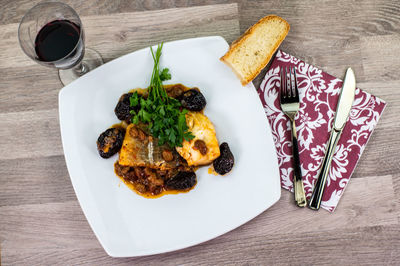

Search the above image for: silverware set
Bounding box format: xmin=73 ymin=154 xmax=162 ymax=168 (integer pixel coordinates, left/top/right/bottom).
xmin=279 ymin=67 xmax=356 ymax=210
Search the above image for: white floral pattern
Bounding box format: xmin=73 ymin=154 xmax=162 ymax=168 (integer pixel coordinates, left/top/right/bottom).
xmin=258 ymin=51 xmax=386 ymax=212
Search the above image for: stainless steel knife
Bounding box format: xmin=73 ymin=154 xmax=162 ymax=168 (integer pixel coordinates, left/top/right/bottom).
xmin=308 ymin=68 xmax=356 ymax=210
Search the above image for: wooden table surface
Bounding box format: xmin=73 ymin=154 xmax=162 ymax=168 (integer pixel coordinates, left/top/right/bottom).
xmin=1 ymin=0 xmax=399 ymax=265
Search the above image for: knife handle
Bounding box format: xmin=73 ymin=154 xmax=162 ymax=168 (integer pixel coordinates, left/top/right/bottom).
xmin=309 ymin=129 xmax=342 ymax=210
xmin=290 ymin=119 xmax=307 ymax=207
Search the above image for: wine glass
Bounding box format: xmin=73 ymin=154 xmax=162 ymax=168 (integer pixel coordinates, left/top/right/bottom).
xmin=18 ymin=1 xmax=103 ymax=86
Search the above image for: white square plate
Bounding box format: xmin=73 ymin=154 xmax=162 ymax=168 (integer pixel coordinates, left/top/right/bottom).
xmin=59 ymin=36 xmax=280 ymax=257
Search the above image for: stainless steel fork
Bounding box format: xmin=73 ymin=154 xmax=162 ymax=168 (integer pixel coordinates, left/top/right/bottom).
xmin=280 ymin=66 xmax=307 ymax=207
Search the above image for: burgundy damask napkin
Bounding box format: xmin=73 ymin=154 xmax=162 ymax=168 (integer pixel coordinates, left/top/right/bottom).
xmin=258 ymin=50 xmax=386 ymax=212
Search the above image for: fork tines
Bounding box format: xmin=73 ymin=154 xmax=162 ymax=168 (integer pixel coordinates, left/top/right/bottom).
xmin=280 ymin=66 xmax=299 ymax=101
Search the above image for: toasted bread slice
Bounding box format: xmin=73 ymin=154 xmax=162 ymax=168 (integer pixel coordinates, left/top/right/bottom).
xmin=220 ymin=15 xmax=290 ymax=85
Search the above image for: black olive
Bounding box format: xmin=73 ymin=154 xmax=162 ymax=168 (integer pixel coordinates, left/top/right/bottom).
xmin=180 ymin=89 xmax=206 ymax=111
xmin=97 ymin=128 xmax=125 ymax=158
xmin=165 ymin=171 xmax=196 ymax=190
xmin=213 ymin=142 xmax=234 ymax=175
xmin=114 ymin=93 xmax=140 ymax=123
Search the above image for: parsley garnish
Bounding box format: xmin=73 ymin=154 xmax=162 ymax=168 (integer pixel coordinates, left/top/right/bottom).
xmin=129 ymin=43 xmax=194 ymax=147
xmin=159 ymin=68 xmax=171 ymax=81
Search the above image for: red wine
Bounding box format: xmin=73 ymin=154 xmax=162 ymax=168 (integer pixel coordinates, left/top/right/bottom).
xmin=35 ymin=19 xmax=82 ymax=63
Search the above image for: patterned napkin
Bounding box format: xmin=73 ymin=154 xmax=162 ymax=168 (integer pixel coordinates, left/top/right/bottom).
xmin=258 ymin=50 xmax=386 ymax=212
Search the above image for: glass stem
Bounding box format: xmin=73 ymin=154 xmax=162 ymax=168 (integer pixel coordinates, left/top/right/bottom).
xmin=73 ymin=62 xmax=88 ymax=76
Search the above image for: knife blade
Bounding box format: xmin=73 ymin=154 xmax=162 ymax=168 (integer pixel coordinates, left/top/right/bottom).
xmin=308 ymin=68 xmax=356 ymax=210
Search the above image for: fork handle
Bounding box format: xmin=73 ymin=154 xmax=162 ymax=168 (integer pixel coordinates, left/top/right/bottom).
xmin=290 ymin=119 xmax=307 ymax=207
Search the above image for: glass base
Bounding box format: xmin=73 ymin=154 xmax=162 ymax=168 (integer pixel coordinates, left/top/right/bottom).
xmin=58 ymin=47 xmax=103 ymax=86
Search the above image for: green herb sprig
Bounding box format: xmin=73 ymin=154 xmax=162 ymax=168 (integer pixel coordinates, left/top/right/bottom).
xmin=129 ymin=43 xmax=194 ymax=147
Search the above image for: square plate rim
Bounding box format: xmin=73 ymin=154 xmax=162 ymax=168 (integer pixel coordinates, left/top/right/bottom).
xmin=58 ymin=35 xmax=281 ymax=257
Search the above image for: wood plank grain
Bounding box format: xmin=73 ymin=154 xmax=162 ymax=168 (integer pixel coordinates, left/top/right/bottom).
xmin=240 ymin=0 xmax=400 ymax=85
xmin=240 ymin=0 xmax=400 ymax=37
xmin=0 ymin=155 xmax=74 ymax=207
xmin=360 ymin=35 xmax=400 ymax=82
xmin=352 ymin=127 xmax=400 ymax=178
xmin=0 ymin=65 xmax=61 ymax=113
xmin=241 ymin=175 xmax=398 ymax=236
xmin=348 ymin=81 xmax=400 ymax=178
xmin=356 ymin=80 xmax=400 ymax=128
xmin=0 ymin=175 xmax=397 ymax=260
xmin=0 ymin=201 xmax=99 ymax=253
xmin=0 ymin=3 xmax=239 ymax=113
xmin=156 ymin=225 xmax=400 ymax=266
xmin=1 ymin=0 xmax=400 ymax=264
xmin=1 ymin=213 xmax=399 ymax=265
xmin=0 ymin=4 xmax=239 ymax=69
xmin=82 ymin=7 xmax=239 ymax=62
xmin=0 ymin=109 xmax=63 ymax=160
xmin=10 ymin=225 xmax=399 ymax=265
xmin=0 ymin=0 xmax=232 ymax=25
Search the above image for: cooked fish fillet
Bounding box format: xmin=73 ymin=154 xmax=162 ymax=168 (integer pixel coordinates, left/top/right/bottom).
xmin=176 ymin=112 xmax=220 ymax=166
xmin=119 ymin=124 xmax=182 ymax=170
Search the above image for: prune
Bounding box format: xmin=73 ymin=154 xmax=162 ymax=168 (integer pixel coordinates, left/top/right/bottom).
xmin=97 ymin=128 xmax=125 ymax=158
xmin=180 ymin=89 xmax=206 ymax=111
xmin=213 ymin=142 xmax=234 ymax=175
xmin=165 ymin=171 xmax=196 ymax=190
xmin=114 ymin=93 xmax=140 ymax=122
